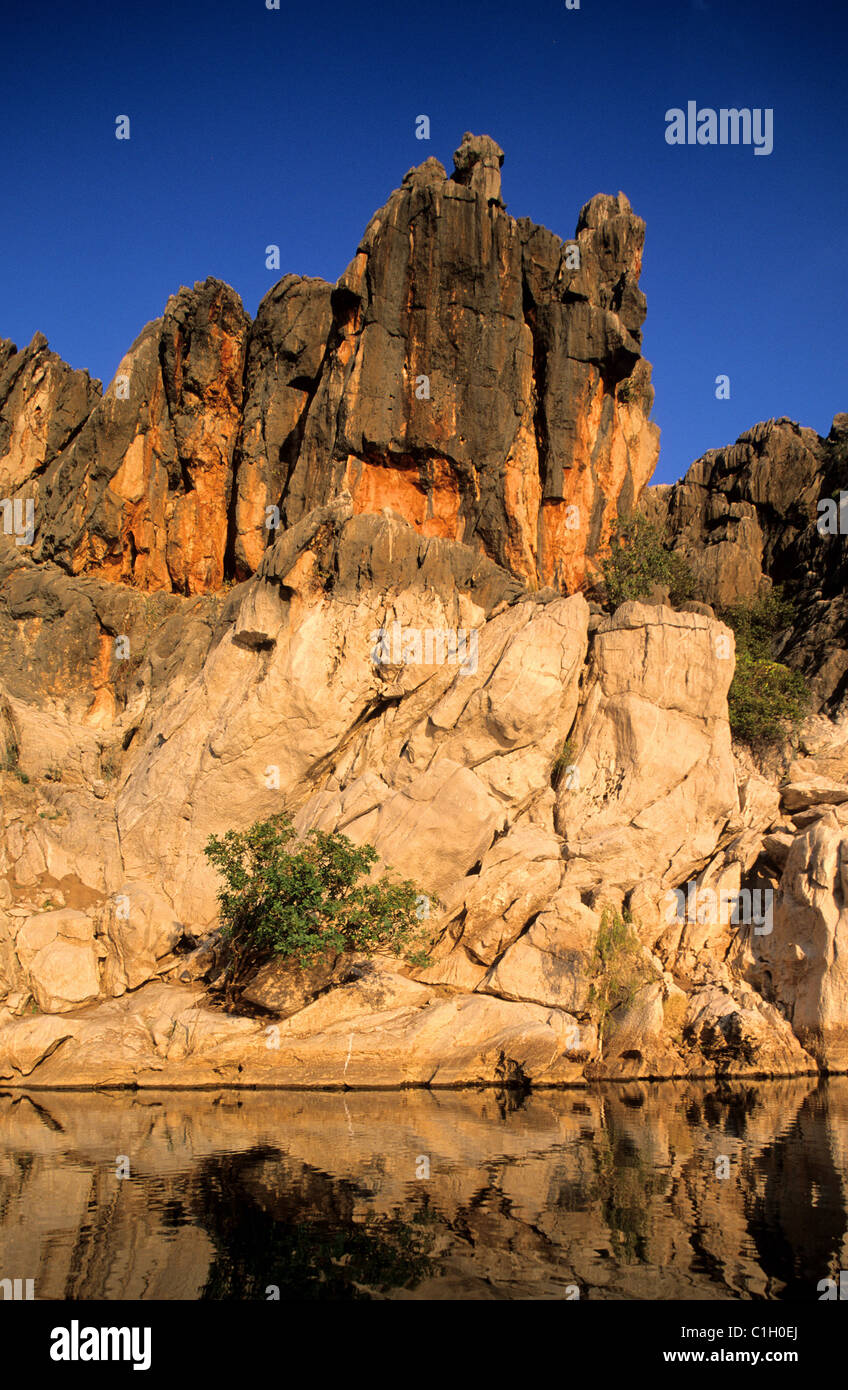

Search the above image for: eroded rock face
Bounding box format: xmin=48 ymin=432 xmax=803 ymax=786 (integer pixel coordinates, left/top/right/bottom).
xmin=556 ymin=602 xmax=738 ymax=897
xmin=2 ymin=279 xmax=250 ymax=595
xmin=1 ymin=138 xmax=847 ymax=1088
xmin=646 ymin=415 xmax=848 ymax=707
xmin=230 ymin=275 xmax=333 ymax=577
xmin=1 ymin=135 xmax=659 ymax=597
xmin=750 ymin=813 xmax=848 ymax=1070
xmin=114 ymin=504 xmax=586 ymax=926
xmin=3 ymin=496 xmax=834 ymax=1087
xmin=0 ymin=334 xmax=101 ymax=497
xmin=273 ymin=146 xmax=658 ymax=591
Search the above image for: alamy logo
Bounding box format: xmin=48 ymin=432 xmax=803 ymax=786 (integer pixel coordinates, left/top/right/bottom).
xmin=818 ymin=1271 xmax=848 ymax=1299
xmin=0 ymin=498 xmax=34 ymax=546
xmin=665 ymin=102 xmax=773 ymax=156
xmin=0 ymin=1277 xmax=34 ymax=1299
xmin=50 ymin=1320 xmax=152 ymax=1372
xmin=370 ymin=622 xmax=478 ymax=676
xmin=817 ymin=491 xmax=848 ymax=534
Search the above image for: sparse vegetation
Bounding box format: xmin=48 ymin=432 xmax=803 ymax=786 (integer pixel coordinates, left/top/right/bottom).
xmin=1 ymin=736 xmax=20 ymax=775
xmin=552 ymin=737 xmax=576 ymax=784
xmin=204 ymin=812 xmax=433 ymax=992
xmin=601 ymin=511 xmax=695 ymax=610
xmin=588 ymin=907 xmax=653 ymax=1045
xmin=101 ymin=749 xmax=121 ymax=781
xmin=145 ymin=592 xmax=176 ymax=626
xmin=4 ymin=761 xmax=31 ymax=785
xmin=718 ymin=590 xmax=810 ymax=748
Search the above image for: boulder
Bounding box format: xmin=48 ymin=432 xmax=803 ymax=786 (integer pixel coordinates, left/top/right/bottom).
xmin=13 ymin=909 xmax=101 ymax=1013
xmin=241 ymin=950 xmax=344 ymax=1017
xmin=780 ymin=778 xmax=848 ymax=812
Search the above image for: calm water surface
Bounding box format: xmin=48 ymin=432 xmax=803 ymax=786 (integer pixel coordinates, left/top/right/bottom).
xmin=1 ymin=1078 xmax=846 ymax=1300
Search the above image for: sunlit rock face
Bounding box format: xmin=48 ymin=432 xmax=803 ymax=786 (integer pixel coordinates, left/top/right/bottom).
xmin=0 ymin=279 xmax=250 ymax=595
xmin=262 ymin=135 xmax=659 ymax=593
xmin=0 ymin=499 xmax=820 ymax=1089
xmin=0 ymin=134 xmax=659 ymax=597
xmin=2 ymin=136 xmax=848 ymax=1090
xmin=645 ymin=414 xmax=848 ymax=706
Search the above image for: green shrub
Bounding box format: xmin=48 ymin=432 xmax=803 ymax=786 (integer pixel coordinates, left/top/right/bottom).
xmin=718 ymin=590 xmax=810 ymax=748
xmin=719 ymin=589 xmax=796 ymax=663
xmin=204 ymin=812 xmax=432 ymax=989
xmin=601 ymin=512 xmax=695 ymax=609
xmin=726 ymin=655 xmax=809 ymax=747
xmin=588 ymin=907 xmax=653 ymax=1045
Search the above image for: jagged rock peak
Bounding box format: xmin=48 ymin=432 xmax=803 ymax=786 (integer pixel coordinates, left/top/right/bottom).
xmin=0 ymin=134 xmax=659 ymax=597
xmin=451 ymin=131 xmax=505 ymax=204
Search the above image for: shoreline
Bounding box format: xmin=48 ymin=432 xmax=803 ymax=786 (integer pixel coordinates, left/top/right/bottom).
xmin=0 ymin=1067 xmax=830 ymax=1093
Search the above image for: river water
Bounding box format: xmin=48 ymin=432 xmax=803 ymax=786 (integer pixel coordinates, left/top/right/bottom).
xmin=1 ymin=1078 xmax=845 ymax=1300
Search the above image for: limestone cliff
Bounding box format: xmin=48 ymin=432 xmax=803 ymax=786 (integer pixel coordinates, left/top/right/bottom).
xmin=0 ymin=136 xmax=846 ymax=1089
xmin=645 ymin=414 xmax=848 ymax=707
xmin=0 ymin=134 xmax=658 ymax=596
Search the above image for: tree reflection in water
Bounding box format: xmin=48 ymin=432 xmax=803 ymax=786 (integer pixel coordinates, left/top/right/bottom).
xmin=193 ymin=1148 xmax=441 ymax=1299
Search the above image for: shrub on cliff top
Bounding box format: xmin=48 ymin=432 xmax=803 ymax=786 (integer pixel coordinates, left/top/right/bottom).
xmin=204 ymin=812 xmax=432 ymax=990
xmin=601 ymin=512 xmax=695 ymax=609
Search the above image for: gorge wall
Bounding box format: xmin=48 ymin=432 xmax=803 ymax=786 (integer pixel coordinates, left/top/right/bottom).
xmin=0 ymin=133 xmax=658 ymax=596
xmin=646 ymin=414 xmax=848 ymax=708
xmin=0 ymin=134 xmax=846 ymax=1090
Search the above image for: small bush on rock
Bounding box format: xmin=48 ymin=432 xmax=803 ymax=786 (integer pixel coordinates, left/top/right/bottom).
xmin=601 ymin=512 xmax=695 ymax=609
xmin=204 ymin=813 xmax=432 ymax=990
xmin=588 ymin=907 xmax=653 ymax=1045
xmin=718 ymin=590 xmax=810 ymax=748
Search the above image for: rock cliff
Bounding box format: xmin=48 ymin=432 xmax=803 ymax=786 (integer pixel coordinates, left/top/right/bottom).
xmin=0 ymin=133 xmax=658 ymax=596
xmin=0 ymin=135 xmax=846 ymax=1088
xmin=645 ymin=415 xmax=848 ymax=707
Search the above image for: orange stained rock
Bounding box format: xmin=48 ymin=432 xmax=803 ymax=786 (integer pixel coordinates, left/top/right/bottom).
xmin=83 ymin=631 xmax=118 ymax=728
xmin=502 ymin=416 xmax=541 ymax=585
xmin=344 ymin=454 xmax=464 ymax=541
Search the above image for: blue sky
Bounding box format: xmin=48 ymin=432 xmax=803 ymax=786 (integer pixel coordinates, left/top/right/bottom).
xmin=1 ymin=0 xmax=845 ymax=484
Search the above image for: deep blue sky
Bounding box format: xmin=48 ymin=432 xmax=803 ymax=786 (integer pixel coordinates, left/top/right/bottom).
xmin=1 ymin=0 xmax=845 ymax=484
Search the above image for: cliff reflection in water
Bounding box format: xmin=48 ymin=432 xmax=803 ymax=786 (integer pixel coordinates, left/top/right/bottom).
xmin=0 ymin=1079 xmax=846 ymax=1300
